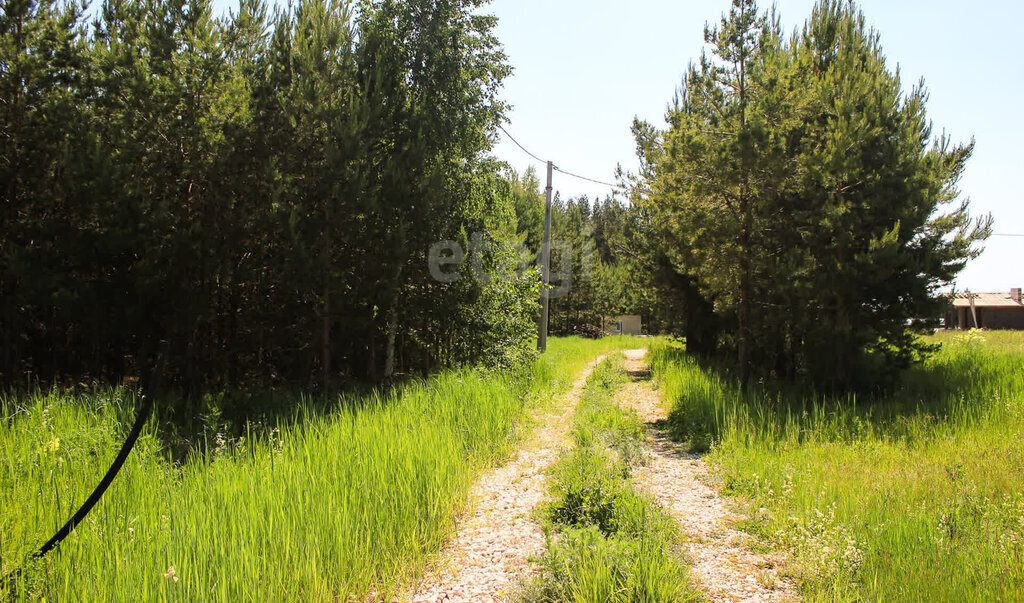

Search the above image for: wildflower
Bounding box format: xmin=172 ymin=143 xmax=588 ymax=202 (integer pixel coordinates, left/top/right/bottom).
xmin=782 ymin=474 xmax=795 ymax=497
xmin=163 ymin=566 xmax=179 ymax=583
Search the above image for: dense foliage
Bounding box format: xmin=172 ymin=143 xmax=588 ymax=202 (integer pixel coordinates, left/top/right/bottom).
xmin=0 ymin=0 xmax=537 ymax=396
xmin=545 ymin=194 xmax=652 ymax=336
xmin=629 ymin=0 xmax=991 ymax=390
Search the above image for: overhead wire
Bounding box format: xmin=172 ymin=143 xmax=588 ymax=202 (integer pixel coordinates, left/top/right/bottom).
xmin=497 ymin=124 xmax=548 ymax=165
xmin=498 ymin=125 xmax=619 ymax=190
xmin=497 ymin=126 xmax=1020 ymax=199
xmin=552 ymin=166 xmax=618 ymax=189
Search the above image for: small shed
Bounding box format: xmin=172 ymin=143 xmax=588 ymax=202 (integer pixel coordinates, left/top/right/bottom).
xmin=603 ymin=315 xmax=643 ymax=336
xmin=947 ymin=288 xmax=1024 ymax=330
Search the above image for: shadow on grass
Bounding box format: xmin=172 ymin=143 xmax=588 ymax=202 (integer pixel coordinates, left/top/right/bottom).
xmin=649 ymin=335 xmax=1024 ymax=449
xmin=626 ymin=367 xmax=652 ymax=382
xmin=621 ymin=356 xmax=704 ymax=459
xmin=1 ymin=368 xmax=521 ymax=467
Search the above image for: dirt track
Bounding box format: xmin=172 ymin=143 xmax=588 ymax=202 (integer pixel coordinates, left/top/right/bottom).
xmin=621 ymin=349 xmax=797 ymax=602
xmin=410 ymin=356 xmax=607 ymax=603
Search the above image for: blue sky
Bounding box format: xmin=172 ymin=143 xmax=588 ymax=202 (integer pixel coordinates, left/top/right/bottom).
xmin=213 ymin=0 xmax=1022 ymax=292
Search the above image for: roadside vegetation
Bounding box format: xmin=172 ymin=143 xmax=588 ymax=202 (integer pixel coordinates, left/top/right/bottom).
xmin=652 ymin=331 xmax=1024 ymax=600
xmin=0 ymin=337 xmax=642 ymax=600
xmin=519 ymin=356 xmax=698 ymax=603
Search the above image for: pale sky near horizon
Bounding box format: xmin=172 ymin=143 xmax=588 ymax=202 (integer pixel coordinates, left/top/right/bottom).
xmin=213 ymin=0 xmax=1022 ymax=293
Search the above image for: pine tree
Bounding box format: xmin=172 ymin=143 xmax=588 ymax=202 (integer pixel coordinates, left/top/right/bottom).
xmin=632 ymin=0 xmax=990 ymax=390
xmin=0 ymin=0 xmax=537 ymax=399
xmin=0 ymin=0 xmax=89 ymax=379
xmin=784 ymin=0 xmax=991 ymax=388
xmin=632 ymin=0 xmax=787 ymax=386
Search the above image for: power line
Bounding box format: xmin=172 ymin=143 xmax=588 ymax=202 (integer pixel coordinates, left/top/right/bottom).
xmin=498 ymin=125 xmax=619 ymax=190
xmin=502 ymin=124 xmax=1022 ymax=199
xmin=553 ymin=166 xmax=618 ymax=189
xmin=497 ymin=124 xmax=548 ymax=165
xmin=993 ymin=233 xmax=1024 ymax=237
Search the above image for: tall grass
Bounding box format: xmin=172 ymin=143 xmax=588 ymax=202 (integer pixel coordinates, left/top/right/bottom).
xmin=0 ymin=336 xmax=644 ymax=600
xmin=651 ymin=331 xmax=1024 ymax=600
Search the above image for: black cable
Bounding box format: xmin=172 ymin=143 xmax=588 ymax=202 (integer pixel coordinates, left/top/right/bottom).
xmin=497 ymin=124 xmax=548 ymax=165
xmin=2 ymin=343 xmax=168 ymax=595
xmin=33 ymin=393 xmax=155 ymax=558
xmin=498 ymin=125 xmax=619 ymax=189
xmin=500 ymin=125 xmax=1017 ymax=196
xmin=553 ymin=166 xmax=618 ymax=189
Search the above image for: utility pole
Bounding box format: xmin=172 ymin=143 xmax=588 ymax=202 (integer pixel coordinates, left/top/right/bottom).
xmin=538 ymin=160 xmax=553 ymax=352
xmin=968 ymin=290 xmax=979 ymax=329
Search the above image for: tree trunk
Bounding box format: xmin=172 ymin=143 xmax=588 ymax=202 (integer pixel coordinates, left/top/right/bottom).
xmin=383 ymin=302 xmax=398 ymax=392
xmin=322 ymin=283 xmax=330 ymax=393
xmin=228 ymin=283 xmax=239 ymax=387
xmin=382 ymin=265 xmax=403 ymax=392
xmin=736 ymin=0 xmax=751 ymax=390
xmin=322 ymin=201 xmax=332 ymax=394
xmin=738 ymin=209 xmax=752 ymax=390
xmin=1 ymin=276 xmax=12 ymax=381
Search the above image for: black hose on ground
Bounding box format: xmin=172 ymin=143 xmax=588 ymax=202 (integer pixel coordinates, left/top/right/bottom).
xmin=33 ymin=391 xmax=155 ymax=558
xmin=2 ymin=342 xmax=168 ymax=594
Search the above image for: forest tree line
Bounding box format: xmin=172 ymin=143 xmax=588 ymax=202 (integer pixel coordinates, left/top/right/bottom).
xmin=1 ymin=0 xmax=992 ymax=398
xmin=482 ymin=1 xmax=992 ymax=393
xmin=0 ymin=0 xmax=541 ymax=395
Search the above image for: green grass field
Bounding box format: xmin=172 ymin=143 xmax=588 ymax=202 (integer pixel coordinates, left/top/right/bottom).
xmin=8 ymin=331 xmax=1019 ymax=601
xmin=0 ymin=336 xmax=643 ymax=601
xmin=651 ymin=331 xmax=1024 ymax=601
